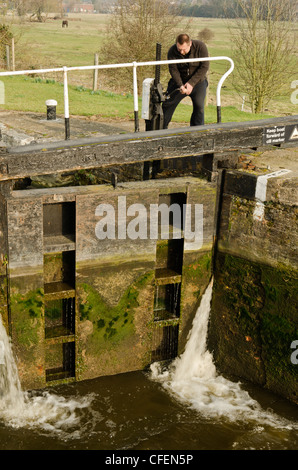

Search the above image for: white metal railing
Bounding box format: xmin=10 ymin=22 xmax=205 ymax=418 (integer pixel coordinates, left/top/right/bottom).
xmin=0 ymin=56 xmax=234 ymax=140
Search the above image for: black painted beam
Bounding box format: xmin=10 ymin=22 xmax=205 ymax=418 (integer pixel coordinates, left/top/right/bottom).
xmin=0 ymin=116 xmax=297 ymax=181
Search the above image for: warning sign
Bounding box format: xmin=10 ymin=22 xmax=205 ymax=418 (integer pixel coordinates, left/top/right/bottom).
xmin=263 ymin=126 xmax=286 ymax=145
xmin=263 ymin=124 xmax=298 ymax=145
xmin=289 ymin=126 xmax=298 ymax=140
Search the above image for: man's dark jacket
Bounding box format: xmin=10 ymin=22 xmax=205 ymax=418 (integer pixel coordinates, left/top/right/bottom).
xmin=167 ymin=39 xmax=209 ymax=88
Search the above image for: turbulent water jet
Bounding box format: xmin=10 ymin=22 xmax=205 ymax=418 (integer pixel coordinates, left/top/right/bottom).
xmin=150 ymin=279 xmax=297 ymax=429
xmin=0 ymin=315 xmax=95 ymax=437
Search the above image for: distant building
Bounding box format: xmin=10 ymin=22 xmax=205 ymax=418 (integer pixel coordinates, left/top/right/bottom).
xmin=71 ymin=2 xmax=95 ymax=13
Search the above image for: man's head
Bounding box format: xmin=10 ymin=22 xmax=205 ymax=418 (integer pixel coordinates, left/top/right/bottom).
xmin=176 ymin=33 xmax=192 ymax=55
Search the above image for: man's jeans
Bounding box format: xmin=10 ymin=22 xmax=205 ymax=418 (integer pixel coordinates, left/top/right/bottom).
xmin=162 ymin=79 xmax=208 ymax=128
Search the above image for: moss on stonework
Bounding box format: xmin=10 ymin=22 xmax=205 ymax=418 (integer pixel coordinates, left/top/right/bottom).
xmin=182 ymin=252 xmax=212 ymax=300
xmin=260 ymin=265 xmax=298 ymax=389
xmin=211 ymin=253 xmax=298 ymax=402
xmin=10 ymin=288 xmax=44 ymax=347
xmin=220 ymin=254 xmax=263 ymax=337
xmin=0 ymin=275 xmax=8 ymax=328
xmin=78 ymin=271 xmax=154 ymax=353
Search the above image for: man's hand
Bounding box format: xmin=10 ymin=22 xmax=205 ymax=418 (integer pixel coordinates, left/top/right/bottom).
xmin=184 ymin=83 xmax=193 ymax=95
xmin=179 ymin=83 xmax=193 ymax=95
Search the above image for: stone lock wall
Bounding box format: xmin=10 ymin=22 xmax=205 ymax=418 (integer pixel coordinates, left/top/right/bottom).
xmin=1 ymin=177 xmax=216 ymax=390
xmin=6 ymin=196 xmax=45 ymax=389
xmin=0 ymin=193 xmax=8 ymax=332
xmin=209 ymin=167 xmax=298 ymax=404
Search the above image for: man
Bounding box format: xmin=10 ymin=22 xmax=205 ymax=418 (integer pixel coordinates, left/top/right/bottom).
xmin=162 ymin=33 xmax=209 ymax=128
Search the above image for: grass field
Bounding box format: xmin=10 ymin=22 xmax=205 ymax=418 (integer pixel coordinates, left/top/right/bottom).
xmin=0 ymin=13 xmax=297 ymax=124
xmin=0 ymin=74 xmax=275 ymax=124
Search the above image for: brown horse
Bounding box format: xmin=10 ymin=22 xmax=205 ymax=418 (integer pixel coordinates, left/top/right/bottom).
xmin=62 ymin=20 xmax=68 ymax=28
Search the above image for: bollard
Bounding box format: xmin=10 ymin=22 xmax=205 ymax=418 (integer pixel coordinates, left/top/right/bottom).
xmin=45 ymin=99 xmax=57 ymax=120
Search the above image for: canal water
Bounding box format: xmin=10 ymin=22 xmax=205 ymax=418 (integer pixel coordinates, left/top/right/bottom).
xmin=0 ymin=281 xmax=297 ymax=450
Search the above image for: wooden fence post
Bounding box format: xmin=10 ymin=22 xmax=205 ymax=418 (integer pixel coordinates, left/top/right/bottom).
xmin=5 ymin=45 xmax=10 ymax=70
xmin=11 ymin=38 xmax=15 ymax=71
xmin=93 ymin=53 xmax=99 ymax=91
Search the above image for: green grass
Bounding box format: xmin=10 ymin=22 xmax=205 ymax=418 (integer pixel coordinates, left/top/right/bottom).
xmin=171 ymin=102 xmax=274 ymax=124
xmin=0 ymin=75 xmax=274 ymax=124
xmin=0 ymin=13 xmax=296 ymax=122
xmin=9 ymin=14 xmax=106 ymax=67
xmin=0 ymin=75 xmax=136 ymax=119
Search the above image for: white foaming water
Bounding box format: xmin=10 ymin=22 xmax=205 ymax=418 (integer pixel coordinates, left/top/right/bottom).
xmin=150 ymin=279 xmax=297 ymax=429
xmin=0 ymin=315 xmax=95 ymax=438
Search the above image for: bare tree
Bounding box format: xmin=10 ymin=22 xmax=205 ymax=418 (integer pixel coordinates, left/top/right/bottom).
xmin=0 ymin=23 xmax=13 ymax=68
xmin=12 ymin=0 xmax=27 ymax=17
xmin=100 ymin=0 xmax=187 ymax=92
xmin=12 ymin=0 xmax=58 ymax=22
xmin=229 ymin=0 xmax=297 ymax=113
